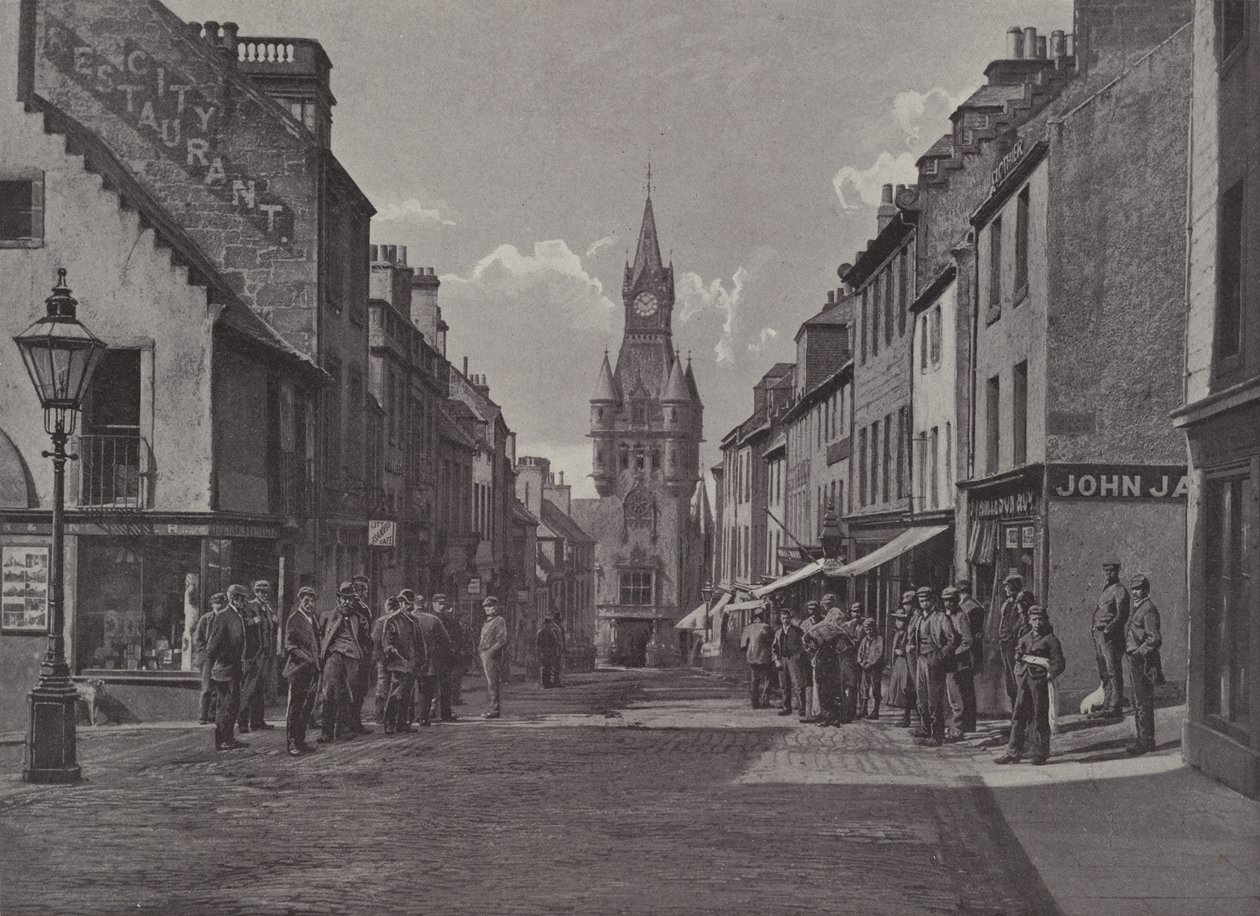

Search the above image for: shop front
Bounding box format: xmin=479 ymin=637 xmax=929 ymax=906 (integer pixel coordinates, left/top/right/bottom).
xmin=1177 ymin=398 xmax=1258 ymax=798
xmin=0 ymin=517 xmax=283 ymax=727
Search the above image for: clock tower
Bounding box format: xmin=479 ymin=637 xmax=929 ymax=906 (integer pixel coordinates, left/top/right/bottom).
xmin=572 ymin=187 xmax=711 ymax=668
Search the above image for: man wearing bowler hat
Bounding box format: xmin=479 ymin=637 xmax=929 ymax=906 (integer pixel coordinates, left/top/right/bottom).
xmin=317 ymin=582 xmax=364 ymax=743
xmin=478 ymin=596 xmax=509 ymax=719
xmin=997 ymin=573 xmax=1027 ymax=712
xmin=1090 ymin=561 xmax=1130 ymax=719
xmin=207 ymin=585 xmax=249 ymax=751
xmin=282 ymin=586 xmax=321 ymax=756
xmin=909 ymin=585 xmax=960 ymax=746
xmin=942 ymin=586 xmax=976 ymax=738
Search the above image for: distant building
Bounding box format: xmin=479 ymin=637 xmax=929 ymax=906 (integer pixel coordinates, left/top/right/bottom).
xmin=1175 ymin=0 xmax=1258 ymax=798
xmin=571 ymin=191 xmax=710 ymax=667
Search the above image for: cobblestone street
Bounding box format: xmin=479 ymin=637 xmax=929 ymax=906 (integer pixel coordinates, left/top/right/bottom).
xmin=0 ymin=668 xmax=1071 ymax=915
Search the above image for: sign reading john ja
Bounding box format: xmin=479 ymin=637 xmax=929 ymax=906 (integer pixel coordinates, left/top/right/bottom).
xmin=1049 ymin=465 xmax=1188 ymax=500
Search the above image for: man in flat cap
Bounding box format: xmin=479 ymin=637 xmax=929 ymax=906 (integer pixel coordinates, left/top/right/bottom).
xmin=955 ymin=579 xmax=986 ymax=675
xmin=244 ymin=579 xmax=278 ymax=732
xmin=740 ymin=606 xmax=776 ymax=709
xmin=942 ymin=586 xmax=976 ymax=738
xmin=909 ymin=585 xmax=960 ymax=746
xmin=799 ymin=600 xmax=826 ymax=721
xmin=994 ymin=604 xmax=1065 ymax=766
xmin=432 ymin=593 xmax=464 ymax=719
xmin=997 ymin=574 xmax=1027 ymax=713
xmin=1090 ymin=561 xmax=1130 ymax=719
xmin=536 ymin=613 xmax=564 ymax=689
xmin=772 ymin=607 xmax=809 ymax=719
xmin=1125 ymin=574 xmax=1163 ymax=755
xmin=381 ymin=594 xmax=423 ymax=735
xmin=317 ymin=582 xmax=363 ymax=743
xmin=235 ymin=581 xmax=269 ymax=733
xmin=206 ymin=584 xmax=249 ymax=751
xmin=410 ymin=593 xmax=452 ymax=726
xmin=348 ymin=575 xmax=375 ymax=734
xmin=856 ymin=617 xmax=885 ymax=720
xmin=478 ymin=596 xmax=509 ymax=719
xmin=193 ymin=592 xmax=226 ymax=725
xmin=282 ymin=586 xmax=321 ymax=756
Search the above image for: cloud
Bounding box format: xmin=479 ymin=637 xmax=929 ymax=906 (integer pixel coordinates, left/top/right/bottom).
xmin=584 ymin=235 xmax=619 ymax=258
xmin=370 ymin=194 xmax=458 ymax=226
xmin=832 ymin=151 xmax=919 ymax=210
xmin=892 ymin=86 xmax=970 ymax=146
xmin=677 ymin=246 xmax=778 ymax=364
xmin=747 ymin=327 xmax=778 ymax=353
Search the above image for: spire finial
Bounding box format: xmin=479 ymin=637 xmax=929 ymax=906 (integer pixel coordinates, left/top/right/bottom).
xmin=646 ymin=153 xmax=652 ymax=197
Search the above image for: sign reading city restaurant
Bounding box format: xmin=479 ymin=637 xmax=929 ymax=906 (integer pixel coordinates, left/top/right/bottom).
xmin=368 ymin=519 xmax=397 ymax=548
xmin=1049 ymin=465 xmax=1189 ymax=500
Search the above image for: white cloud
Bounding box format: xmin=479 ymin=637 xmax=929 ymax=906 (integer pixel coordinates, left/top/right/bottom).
xmin=892 ymin=86 xmax=971 ymax=146
xmin=747 ymin=327 xmax=778 ymax=353
xmin=832 ymin=151 xmax=919 ymax=210
xmin=676 ymin=246 xmax=778 ymax=364
xmin=584 ymin=234 xmax=619 ymax=258
xmin=370 ymin=194 xmax=457 ymax=226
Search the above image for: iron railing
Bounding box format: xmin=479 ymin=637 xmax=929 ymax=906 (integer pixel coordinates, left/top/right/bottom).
xmin=76 ymin=434 xmax=152 ymax=509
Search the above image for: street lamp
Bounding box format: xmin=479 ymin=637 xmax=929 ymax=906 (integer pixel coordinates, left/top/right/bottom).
xmin=819 ymin=501 xmax=844 ymax=561
xmin=700 ymin=579 xmax=714 ymax=642
xmin=13 ymin=269 xmax=106 ymax=784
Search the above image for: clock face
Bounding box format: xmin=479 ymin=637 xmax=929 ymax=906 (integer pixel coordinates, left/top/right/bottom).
xmin=634 ymin=292 xmax=659 ymax=317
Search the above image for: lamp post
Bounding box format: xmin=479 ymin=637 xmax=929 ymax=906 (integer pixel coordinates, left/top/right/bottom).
xmin=14 ymin=269 xmax=106 ymax=784
xmin=700 ymin=579 xmax=714 ymax=643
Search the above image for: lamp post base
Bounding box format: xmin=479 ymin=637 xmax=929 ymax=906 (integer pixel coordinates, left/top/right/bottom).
xmin=22 ymin=680 xmax=81 ymax=785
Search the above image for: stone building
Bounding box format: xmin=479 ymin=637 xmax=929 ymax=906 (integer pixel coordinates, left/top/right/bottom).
xmin=0 ymin=1 xmax=328 ymax=727
xmin=571 ymin=191 xmax=709 ymax=667
xmin=1174 ymin=0 xmax=1259 ymax=798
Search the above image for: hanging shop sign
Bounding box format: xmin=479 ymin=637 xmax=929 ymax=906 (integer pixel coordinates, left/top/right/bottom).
xmin=971 ymin=488 xmax=1038 ymax=519
xmin=368 ymin=519 xmax=397 ymax=548
xmin=1048 ymin=465 xmax=1188 ymax=500
xmin=466 ymin=577 xmax=482 ymax=596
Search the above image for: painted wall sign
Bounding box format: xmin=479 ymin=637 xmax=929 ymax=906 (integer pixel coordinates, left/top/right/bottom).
xmin=1049 ymin=465 xmax=1188 ymax=500
xmin=971 ymin=489 xmax=1038 ymax=519
xmin=991 ymin=137 xmax=1027 ymax=192
xmin=42 ymin=14 xmax=297 ymax=244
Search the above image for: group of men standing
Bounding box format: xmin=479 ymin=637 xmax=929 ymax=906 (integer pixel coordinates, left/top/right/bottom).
xmin=193 ymin=575 xmax=523 ymax=755
xmin=737 ymin=562 xmax=1164 ymax=765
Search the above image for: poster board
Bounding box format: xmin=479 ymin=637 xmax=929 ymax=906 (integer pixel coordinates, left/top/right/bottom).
xmin=2 ymin=546 xmax=50 ymax=633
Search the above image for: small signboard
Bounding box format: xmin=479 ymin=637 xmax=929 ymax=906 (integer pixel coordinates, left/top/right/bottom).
xmin=466 ymin=577 xmax=482 ymax=596
xmin=368 ymin=519 xmax=397 ymax=548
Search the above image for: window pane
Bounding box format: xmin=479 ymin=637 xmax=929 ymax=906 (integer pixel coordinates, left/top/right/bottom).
xmin=1015 ymin=187 xmax=1030 ymax=293
xmin=0 ymin=180 xmax=34 ymax=239
xmin=986 ymin=375 xmax=1001 ymax=473
xmin=1215 ymin=179 xmax=1244 ymax=360
xmin=989 ymin=217 xmax=1003 ymax=311
xmin=1013 ymin=361 xmax=1028 ymax=466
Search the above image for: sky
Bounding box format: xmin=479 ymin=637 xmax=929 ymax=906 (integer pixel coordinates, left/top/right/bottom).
xmin=171 ymin=0 xmax=1073 ymax=498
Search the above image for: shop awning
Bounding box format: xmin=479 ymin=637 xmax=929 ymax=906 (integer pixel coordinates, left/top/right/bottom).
xmin=826 ymin=524 xmax=950 ymax=578
xmin=751 ymin=558 xmax=828 ymax=598
xmin=726 ymin=597 xmax=766 ymax=611
xmin=707 ymin=592 xmax=732 ymax=620
xmin=675 ymin=603 xmax=708 ymax=630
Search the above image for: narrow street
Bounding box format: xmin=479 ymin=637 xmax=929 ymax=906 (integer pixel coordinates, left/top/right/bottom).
xmin=0 ymin=668 xmax=1065 ymax=915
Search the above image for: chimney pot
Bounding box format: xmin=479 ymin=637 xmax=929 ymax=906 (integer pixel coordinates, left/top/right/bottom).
xmin=369 ymin=244 xmax=379 ymax=262
xmin=189 ymin=20 xmax=202 ymax=35
xmin=880 ymin=184 xmax=894 ymax=204
xmin=827 ymin=290 xmax=835 ymax=305
xmin=463 ymin=356 xmax=469 ymax=376
xmin=559 ymin=471 xmax=565 ymax=485
xmin=221 ymin=21 xmax=239 ymax=50
xmin=1036 ymin=35 xmax=1047 ymax=59
xmin=1007 ymin=26 xmax=1024 ymax=59
xmin=427 ymin=267 xmax=436 ymax=277
xmin=1023 ymin=27 xmax=1038 ymax=60
xmin=398 ymin=245 xmax=407 ymax=266
xmin=203 ymin=20 xmax=220 ymax=42
xmin=1050 ymin=29 xmax=1066 ymax=60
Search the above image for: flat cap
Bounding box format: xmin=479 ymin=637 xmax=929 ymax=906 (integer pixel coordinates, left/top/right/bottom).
xmin=941 ymin=586 xmax=960 ymax=600
xmin=352 ymin=574 xmax=370 ymax=583
xmin=296 ymin=586 xmax=317 ymax=600
xmin=1129 ymin=574 xmax=1150 ymax=590
xmin=385 ymin=595 xmax=401 ymax=610
xmin=482 ymin=596 xmax=499 ymax=608
xmin=806 ymin=600 xmax=820 ymax=610
xmin=1003 ymin=573 xmax=1023 ymax=584
xmin=915 ymin=586 xmax=933 ymax=597
xmin=849 ymin=602 xmax=863 ymax=612
xmin=252 ymin=579 xmax=270 ymax=590
xmin=901 ymin=590 xmax=918 ymax=604
xmin=432 ymin=593 xmax=448 ymax=603
xmin=862 ymin=617 xmax=877 ymax=627
xmin=1027 ymin=604 xmax=1049 ymax=620
xmin=227 ymin=584 xmax=250 ymax=598
xmin=210 ymin=592 xmax=227 ymax=604
xmin=1101 ymin=561 xmax=1121 ymax=570
xmin=954 ymin=579 xmax=972 ymax=592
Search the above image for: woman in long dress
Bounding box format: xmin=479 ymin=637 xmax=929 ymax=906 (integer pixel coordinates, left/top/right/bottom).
xmin=887 ymin=608 xmax=914 ymax=725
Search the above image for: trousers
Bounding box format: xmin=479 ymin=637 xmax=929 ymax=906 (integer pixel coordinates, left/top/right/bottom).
xmin=1000 ymin=642 xmax=1019 ymax=711
xmin=199 ymin=659 xmax=215 ymax=721
xmin=915 ymin=654 xmax=948 ymax=739
xmin=778 ymin=657 xmax=808 ymax=712
xmin=1128 ymin=653 xmax=1157 ymax=748
xmin=384 ymin=670 xmax=415 ymax=730
xmin=1093 ymin=628 xmax=1126 ymax=712
xmin=212 ymin=674 xmax=241 ymax=747
xmin=947 ymin=667 xmax=976 ymax=733
xmin=837 ymin=659 xmax=860 ymax=723
xmin=481 ymin=650 xmax=502 ymax=715
xmin=1007 ymin=673 xmax=1051 ymax=760
xmin=748 ymin=663 xmax=775 ymax=708
xmin=859 ymin=666 xmax=883 ymax=717
xmin=415 ymin=673 xmax=440 ymax=723
xmin=540 ymin=657 xmax=561 ymax=688
xmin=286 ymin=668 xmax=318 ymax=747
xmin=375 ymin=662 xmax=390 ymax=723
xmin=237 ymin=654 xmax=264 ymax=728
xmin=320 ymin=652 xmax=356 ymax=740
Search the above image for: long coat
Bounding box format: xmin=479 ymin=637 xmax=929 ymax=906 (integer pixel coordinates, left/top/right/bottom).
xmin=319 ymin=610 xmax=363 ymax=662
xmin=282 ymin=610 xmax=320 ymax=680
xmin=413 ymin=611 xmax=452 ymax=676
xmin=536 ymin=623 xmax=563 ymax=662
xmin=383 ymin=609 xmax=424 ymax=674
xmin=888 ymin=627 xmax=913 ymax=708
xmin=206 ymin=606 xmax=246 ymax=682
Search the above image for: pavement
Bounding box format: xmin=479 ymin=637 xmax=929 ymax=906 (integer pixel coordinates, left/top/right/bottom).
xmin=0 ymin=668 xmax=1255 ymax=915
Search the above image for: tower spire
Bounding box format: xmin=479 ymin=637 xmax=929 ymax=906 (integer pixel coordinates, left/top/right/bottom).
xmin=646 ymin=154 xmax=652 ymax=197
xmin=631 ymin=188 xmax=663 ymax=285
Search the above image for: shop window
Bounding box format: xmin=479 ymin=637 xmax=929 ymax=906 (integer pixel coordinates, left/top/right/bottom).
xmin=1013 ymin=360 xmax=1028 ymax=466
xmin=75 ymin=537 xmax=203 ymax=673
xmin=1203 ymin=473 xmax=1252 ymax=728
xmin=0 ymin=172 xmax=43 ymax=246
xmin=986 ymin=375 xmax=1001 ymax=474
xmin=1215 ymin=179 xmax=1245 ymax=363
xmin=1218 ymin=1 xmax=1247 ymax=62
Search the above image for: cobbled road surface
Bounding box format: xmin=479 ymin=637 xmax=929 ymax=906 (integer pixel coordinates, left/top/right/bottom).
xmin=0 ymin=668 xmax=1057 ymax=915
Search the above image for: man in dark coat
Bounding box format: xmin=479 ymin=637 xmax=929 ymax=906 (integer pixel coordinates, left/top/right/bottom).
xmin=910 ymin=586 xmax=960 ymax=746
xmin=193 ymin=592 xmax=225 ymax=725
xmin=799 ymin=600 xmax=826 ymax=721
xmin=433 ymin=594 xmax=464 ymax=719
xmin=740 ymin=607 xmax=776 ymax=709
xmin=348 ymin=575 xmax=375 ymax=734
xmin=382 ymin=595 xmax=423 ymax=735
xmin=479 ymin=596 xmax=509 ymax=718
xmin=410 ymin=592 xmax=453 ymax=726
xmin=235 ymin=582 xmax=267 ymax=733
xmin=835 ymin=602 xmax=865 ymax=723
xmin=996 ymin=574 xmax=1026 ymax=711
xmin=772 ymin=607 xmax=808 ymax=719
xmin=536 ymin=615 xmax=563 ymax=688
xmin=1090 ymin=561 xmax=1130 ymax=719
xmin=943 ymin=586 xmax=976 ymax=739
xmin=856 ymin=617 xmax=885 ymax=720
xmin=317 ymin=583 xmax=363 ymax=744
xmin=956 ymin=579 xmax=986 ymax=674
xmin=239 ymin=579 xmax=277 ymax=732
xmin=207 ymin=584 xmax=249 ymax=751
xmin=1125 ymin=574 xmax=1163 ymax=755
xmin=282 ymin=586 xmax=321 ymax=756
xmin=995 ymin=605 xmax=1066 ymax=765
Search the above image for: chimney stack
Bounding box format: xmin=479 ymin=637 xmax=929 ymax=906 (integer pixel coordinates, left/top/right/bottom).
xmin=827 ymin=290 xmax=835 ymax=305
xmin=398 ymin=245 xmax=407 ymax=266
xmin=369 ymin=244 xmax=379 ymax=262
xmin=1036 ymin=35 xmax=1048 ymax=59
xmin=219 ymin=22 xmax=239 ymax=61
xmin=877 ymin=183 xmax=898 ymax=232
xmin=1050 ymin=29 xmax=1067 ymax=62
xmin=463 ymin=356 xmax=469 ymax=376
xmin=1007 ymin=26 xmax=1024 ymax=59
xmin=202 ymin=21 xmax=220 ymax=46
xmin=1023 ymin=27 xmax=1038 ymax=59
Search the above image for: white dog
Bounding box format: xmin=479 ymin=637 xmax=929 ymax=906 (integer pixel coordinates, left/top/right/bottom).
xmin=74 ymin=677 xmax=107 ymax=726
xmin=1079 ymin=683 xmax=1106 ymax=716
